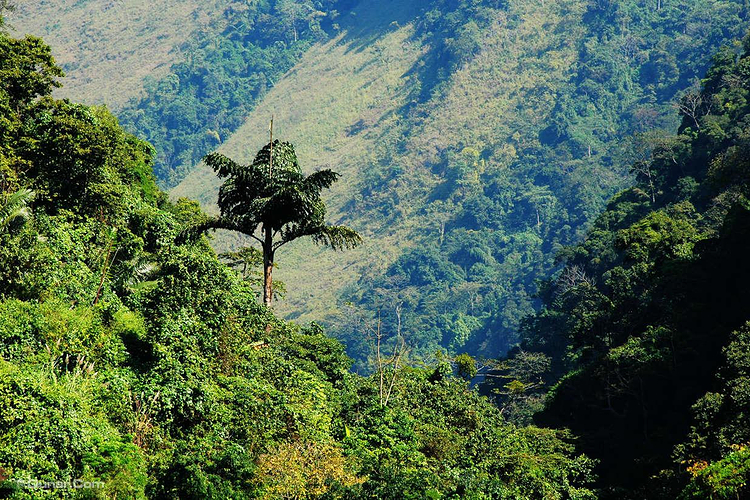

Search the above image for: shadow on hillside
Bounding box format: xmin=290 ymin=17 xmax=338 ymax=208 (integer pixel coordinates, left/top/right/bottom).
xmin=337 ymin=0 xmax=422 ymax=53
xmin=336 ymin=0 xmax=457 ymax=132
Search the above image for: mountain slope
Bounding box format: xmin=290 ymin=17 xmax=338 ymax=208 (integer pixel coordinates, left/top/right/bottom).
xmin=173 ymin=0 xmax=750 ymax=368
xmin=12 ymin=0 xmax=748 ymax=368
xmin=116 ymin=0 xmax=355 ymax=186
xmin=0 ymin=25 xmax=595 ymax=498
xmin=173 ymin=0 xmax=593 ymax=327
xmin=513 ymin=36 xmax=750 ymax=498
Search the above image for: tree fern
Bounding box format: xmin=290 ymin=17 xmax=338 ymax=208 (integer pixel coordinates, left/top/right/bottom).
xmin=182 ymin=140 xmax=361 ymax=306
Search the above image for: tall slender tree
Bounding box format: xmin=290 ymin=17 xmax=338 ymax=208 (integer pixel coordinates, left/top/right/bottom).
xmin=182 ymin=140 xmax=361 ymax=307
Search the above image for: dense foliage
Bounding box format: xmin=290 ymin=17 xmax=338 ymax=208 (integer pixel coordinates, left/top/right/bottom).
xmin=105 ymin=0 xmax=750 ymax=372
xmin=0 ymin=26 xmax=593 ymax=498
xmin=504 ymin=32 xmax=750 ymax=499
xmin=8 ymin=4 xmax=750 ymax=498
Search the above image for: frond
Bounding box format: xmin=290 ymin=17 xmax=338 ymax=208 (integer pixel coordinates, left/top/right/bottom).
xmin=204 ymin=141 xmax=357 ymax=253
xmin=252 ymin=140 xmax=302 ymax=175
xmin=264 ymin=183 xmax=324 ymax=224
xmin=204 ymin=152 xmax=247 ymax=179
xmin=311 ymin=225 xmax=362 ymax=250
xmin=115 ymin=253 xmax=161 ymax=291
xmin=177 ymin=215 xmax=260 ymax=244
xmin=0 ymin=188 xmax=34 ymax=233
xmin=303 ymin=169 xmax=340 ymax=191
xmin=220 ymin=246 xmax=263 ymax=264
xmin=131 ymin=261 xmax=159 ymax=284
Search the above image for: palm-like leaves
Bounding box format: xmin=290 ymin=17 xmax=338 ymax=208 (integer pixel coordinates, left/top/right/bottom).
xmin=113 ymin=253 xmax=161 ymax=293
xmin=199 ymin=142 xmax=361 ymax=250
xmin=0 ymin=188 xmax=33 ymax=234
xmin=182 ymin=140 xmax=361 ymax=306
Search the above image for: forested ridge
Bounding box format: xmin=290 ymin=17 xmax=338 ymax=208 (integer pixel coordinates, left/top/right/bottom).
xmin=334 ymin=0 xmax=750 ymax=370
xmin=495 ymin=33 xmax=750 ymax=499
xmin=2 ymin=1 xmax=750 ymax=498
xmin=12 ymin=0 xmax=750 ymax=369
xmin=118 ymin=0 xmax=359 ymax=187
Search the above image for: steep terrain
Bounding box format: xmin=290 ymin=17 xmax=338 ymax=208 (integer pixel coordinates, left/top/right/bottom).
xmin=173 ymin=0 xmax=750 ymax=368
xmin=172 ymin=0 xmax=426 ymax=325
xmin=0 ymin=25 xmax=595 ymax=498
xmin=7 ymin=0 xmax=228 ymax=109
xmin=4 ymin=3 xmax=750 ymax=497
xmin=508 ymin=37 xmax=750 ymax=498
xmin=173 ymin=0 xmax=589 ymax=347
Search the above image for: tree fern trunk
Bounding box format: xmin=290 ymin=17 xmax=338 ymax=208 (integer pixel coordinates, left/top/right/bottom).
xmin=263 ymin=226 xmax=274 ymax=307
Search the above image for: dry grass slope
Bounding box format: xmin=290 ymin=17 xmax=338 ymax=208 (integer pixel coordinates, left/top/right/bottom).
xmin=8 ymin=0 xmax=227 ymax=110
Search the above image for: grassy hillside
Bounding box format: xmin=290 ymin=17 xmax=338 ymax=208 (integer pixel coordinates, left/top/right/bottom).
xmin=174 ymin=0 xmax=750 ymax=369
xmin=7 ymin=0 xmax=227 ymax=109
xmin=174 ymin=0 xmax=587 ymax=317
xmin=117 ymin=0 xmax=356 ymax=186
xmin=173 ymin=0 xmax=426 ymax=324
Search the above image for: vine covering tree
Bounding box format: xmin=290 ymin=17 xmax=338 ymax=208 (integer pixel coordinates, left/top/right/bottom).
xmin=183 ymin=140 xmax=361 ymax=306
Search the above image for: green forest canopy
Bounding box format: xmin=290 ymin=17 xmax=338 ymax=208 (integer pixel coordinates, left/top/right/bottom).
xmin=0 ymin=24 xmax=594 ymax=499
xmin=2 ymin=4 xmax=750 ymax=499
xmin=330 ymin=0 xmax=750 ymax=370
xmin=494 ymin=32 xmax=750 ymax=499
xmin=103 ymin=0 xmax=750 ymax=371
